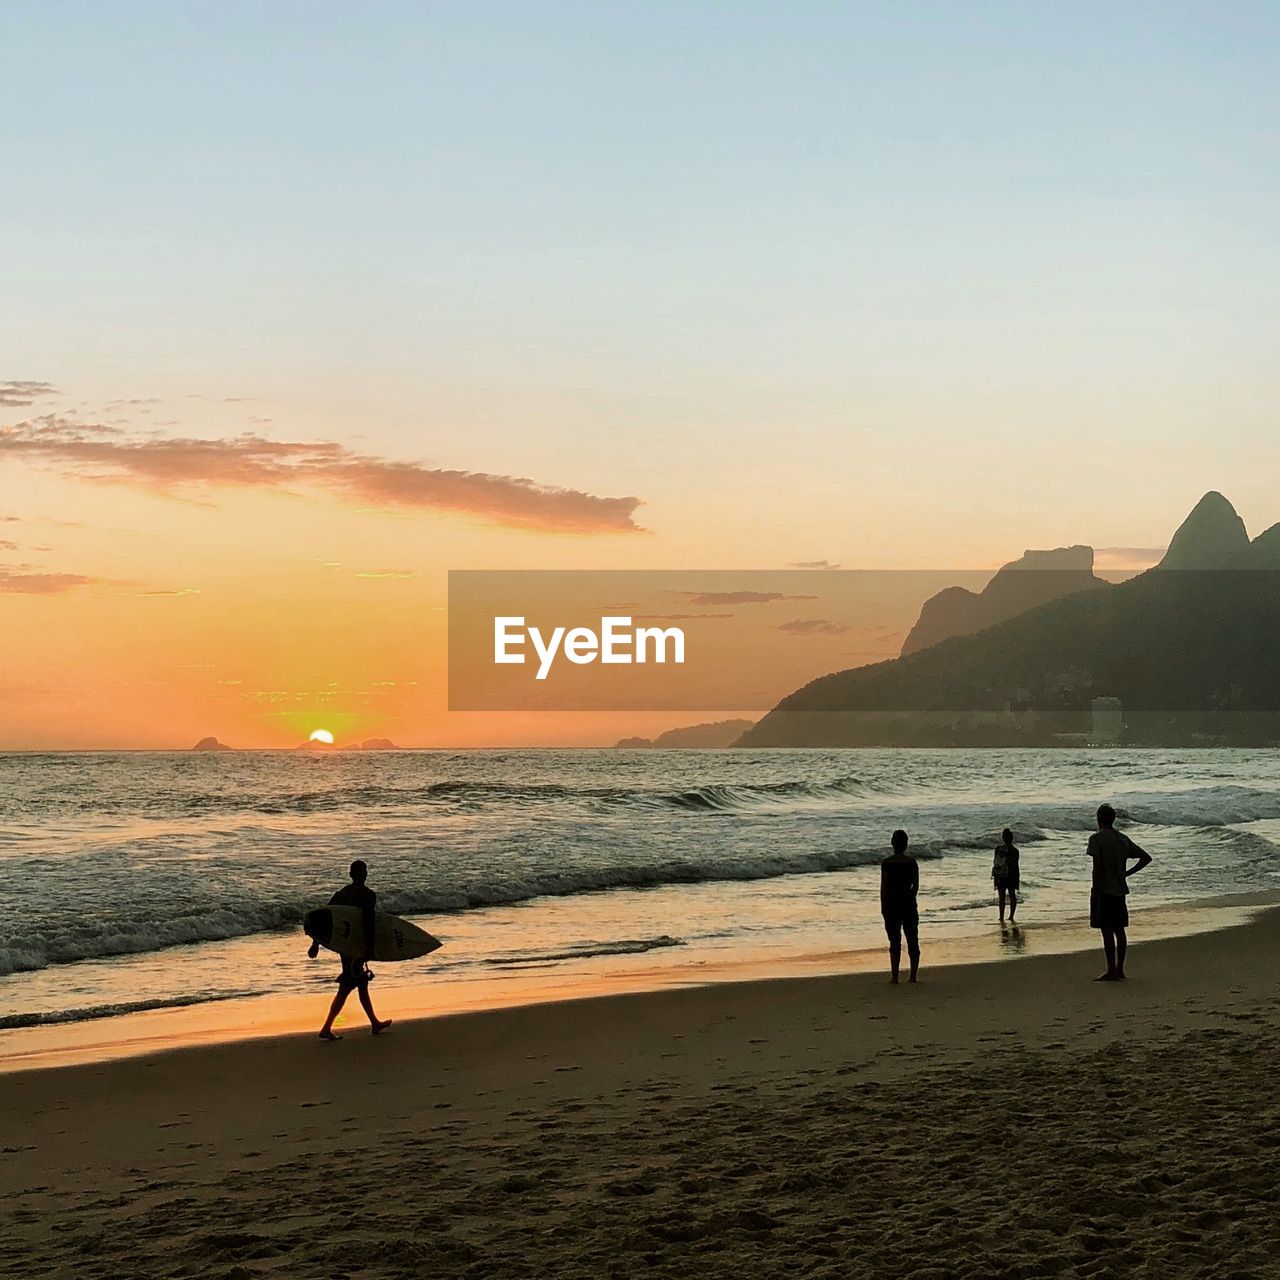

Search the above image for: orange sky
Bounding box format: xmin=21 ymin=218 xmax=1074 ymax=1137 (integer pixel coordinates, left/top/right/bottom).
xmin=0 ymin=379 xmax=1207 ymax=749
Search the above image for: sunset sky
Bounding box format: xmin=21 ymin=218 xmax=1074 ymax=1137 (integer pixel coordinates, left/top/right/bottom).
xmin=3 ymin=2 xmax=1279 ymax=748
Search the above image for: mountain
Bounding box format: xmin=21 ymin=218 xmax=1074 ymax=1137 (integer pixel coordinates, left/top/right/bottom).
xmin=191 ymin=736 xmax=234 ymax=751
xmin=739 ymin=493 xmax=1280 ymax=747
xmin=340 ymin=738 xmax=401 ymax=751
xmin=901 ymin=545 xmax=1104 ymax=656
xmin=1156 ymin=491 xmax=1250 ymax=569
xmin=616 ymin=719 xmax=755 ymax=749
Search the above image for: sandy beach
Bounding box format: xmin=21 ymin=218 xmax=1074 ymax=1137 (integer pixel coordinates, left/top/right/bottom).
xmin=4 ymin=902 xmax=1280 ymax=1279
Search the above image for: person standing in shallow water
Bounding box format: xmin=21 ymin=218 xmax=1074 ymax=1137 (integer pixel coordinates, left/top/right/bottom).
xmin=309 ymin=859 xmax=393 ymax=1040
xmin=880 ymin=829 xmax=920 ymax=984
xmin=992 ymin=827 xmax=1020 ymax=924
xmin=1087 ymin=804 xmax=1153 ymax=982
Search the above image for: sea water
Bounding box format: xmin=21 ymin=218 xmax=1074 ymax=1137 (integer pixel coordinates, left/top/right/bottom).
xmin=2 ymin=748 xmax=1279 ymax=1032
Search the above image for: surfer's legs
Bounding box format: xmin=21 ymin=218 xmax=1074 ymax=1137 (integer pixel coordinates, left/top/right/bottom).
xmin=997 ymin=885 xmax=1007 ymax=922
xmin=1008 ymin=887 xmax=1017 ymax=922
xmin=356 ymin=983 xmax=392 ymax=1033
xmin=320 ymin=987 xmax=349 ymax=1038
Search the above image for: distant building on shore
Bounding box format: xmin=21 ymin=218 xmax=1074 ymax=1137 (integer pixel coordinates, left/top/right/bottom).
xmin=1091 ymin=697 xmax=1124 ymax=744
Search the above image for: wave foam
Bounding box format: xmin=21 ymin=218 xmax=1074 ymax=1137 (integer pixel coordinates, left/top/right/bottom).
xmin=0 ymin=989 xmax=260 ymax=1031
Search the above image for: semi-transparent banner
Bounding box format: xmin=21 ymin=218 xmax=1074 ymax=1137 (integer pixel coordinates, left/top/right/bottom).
xmin=449 ymin=568 xmax=1280 ymax=730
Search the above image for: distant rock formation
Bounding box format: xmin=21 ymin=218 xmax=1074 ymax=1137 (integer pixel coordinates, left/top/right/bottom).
xmin=1157 ymin=491 xmax=1250 ymax=570
xmin=616 ymin=719 xmax=755 ymax=749
xmin=191 ymin=736 xmax=233 ymax=751
xmin=901 ymin=546 xmax=1104 ymax=657
xmin=740 ymin=493 xmax=1280 ymax=748
xmin=340 ymin=738 xmax=401 ymax=751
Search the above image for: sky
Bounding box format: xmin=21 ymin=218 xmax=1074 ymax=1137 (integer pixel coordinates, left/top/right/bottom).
xmin=2 ymin=2 xmax=1278 ymax=747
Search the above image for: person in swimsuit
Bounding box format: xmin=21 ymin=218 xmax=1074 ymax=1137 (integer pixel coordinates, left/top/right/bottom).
xmin=308 ymin=859 xmax=393 ymax=1040
xmin=992 ymin=827 xmax=1020 ymax=924
xmin=880 ymin=829 xmax=920 ymax=984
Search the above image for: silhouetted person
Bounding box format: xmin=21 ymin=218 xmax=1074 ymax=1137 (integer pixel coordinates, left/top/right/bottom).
xmin=1087 ymin=804 xmax=1152 ymax=981
xmin=992 ymin=827 xmax=1020 ymax=924
xmin=880 ymin=829 xmax=920 ymax=984
xmin=309 ymin=859 xmax=393 ymax=1039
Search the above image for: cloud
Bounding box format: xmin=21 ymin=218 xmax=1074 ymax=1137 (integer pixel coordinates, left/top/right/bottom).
xmin=355 ymin=569 xmax=416 ymax=579
xmin=0 ymin=381 xmax=58 ymax=407
xmin=1095 ymin=545 xmax=1167 ymax=566
xmin=774 ymin=618 xmax=851 ymax=636
xmin=676 ymin=590 xmax=818 ymax=606
xmin=789 ymin=559 xmax=842 ymax=570
xmin=0 ymin=567 xmax=101 ymax=595
xmin=137 ymin=587 xmax=201 ymax=597
xmin=0 ymin=416 xmax=644 ymax=535
xmin=0 ymin=539 xmax=17 ymax=551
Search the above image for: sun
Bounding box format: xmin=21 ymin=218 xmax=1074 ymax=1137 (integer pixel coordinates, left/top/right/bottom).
xmin=309 ymin=729 xmax=335 ymax=745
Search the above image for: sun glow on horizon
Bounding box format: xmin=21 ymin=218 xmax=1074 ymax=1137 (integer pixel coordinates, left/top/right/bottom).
xmin=309 ymin=729 xmax=335 ymax=745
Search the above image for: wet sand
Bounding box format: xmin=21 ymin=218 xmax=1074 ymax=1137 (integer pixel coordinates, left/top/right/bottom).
xmin=4 ymin=903 xmax=1280 ymax=1278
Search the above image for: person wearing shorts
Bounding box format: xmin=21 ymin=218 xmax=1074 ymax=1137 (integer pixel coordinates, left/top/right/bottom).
xmin=308 ymin=859 xmax=394 ymax=1040
xmin=880 ymin=828 xmax=920 ymax=984
xmin=1087 ymin=804 xmax=1152 ymax=981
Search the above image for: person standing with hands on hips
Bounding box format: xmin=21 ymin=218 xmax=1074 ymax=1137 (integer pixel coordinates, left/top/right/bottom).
xmin=1087 ymin=804 xmax=1153 ymax=981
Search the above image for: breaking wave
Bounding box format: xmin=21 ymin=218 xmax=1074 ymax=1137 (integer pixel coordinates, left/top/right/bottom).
xmin=0 ymin=843 xmax=940 ymax=976
xmin=481 ymin=935 xmax=685 ymax=967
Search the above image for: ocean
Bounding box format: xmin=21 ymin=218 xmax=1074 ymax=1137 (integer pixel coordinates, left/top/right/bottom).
xmin=3 ymin=748 xmax=1279 ymax=1034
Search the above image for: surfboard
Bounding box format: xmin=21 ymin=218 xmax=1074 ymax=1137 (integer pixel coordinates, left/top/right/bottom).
xmin=304 ymin=906 xmax=442 ymax=962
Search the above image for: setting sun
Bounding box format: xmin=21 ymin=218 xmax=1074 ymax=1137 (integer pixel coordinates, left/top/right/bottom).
xmin=308 ymin=729 xmax=335 ymax=745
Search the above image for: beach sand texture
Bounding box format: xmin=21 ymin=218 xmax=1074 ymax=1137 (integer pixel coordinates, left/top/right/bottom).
xmin=4 ymin=908 xmax=1279 ymax=1279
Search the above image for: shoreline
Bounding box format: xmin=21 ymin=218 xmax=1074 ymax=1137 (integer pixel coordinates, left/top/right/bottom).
xmin=4 ymin=888 xmax=1276 ymax=1076
xmin=6 ymin=899 xmax=1280 ymax=1277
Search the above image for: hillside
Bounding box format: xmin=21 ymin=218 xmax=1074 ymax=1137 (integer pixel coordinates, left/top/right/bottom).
xmin=739 ymin=493 xmax=1280 ymax=747
xmin=901 ymin=545 xmax=1104 ymax=656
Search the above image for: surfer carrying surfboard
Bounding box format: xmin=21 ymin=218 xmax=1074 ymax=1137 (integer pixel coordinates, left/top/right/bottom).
xmin=309 ymin=859 xmax=393 ymax=1041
